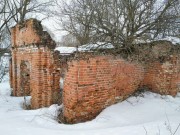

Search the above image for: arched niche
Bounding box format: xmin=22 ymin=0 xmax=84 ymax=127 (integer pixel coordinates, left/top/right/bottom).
xmin=20 ymin=60 xmax=31 ymax=96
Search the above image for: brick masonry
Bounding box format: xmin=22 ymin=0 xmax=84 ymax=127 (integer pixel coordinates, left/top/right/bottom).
xmin=63 ymin=56 xmax=144 ymax=123
xmin=62 ymin=43 xmax=180 ymax=123
xmin=10 ymin=19 xmax=180 ymax=123
xmin=10 ymin=19 xmax=60 ymax=109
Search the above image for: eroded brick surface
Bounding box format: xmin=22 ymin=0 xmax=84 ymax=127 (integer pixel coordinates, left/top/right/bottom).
xmin=63 ymin=56 xmax=144 ymax=123
xmin=10 ymin=19 xmax=60 ymax=109
xmin=62 ymin=43 xmax=180 ymax=123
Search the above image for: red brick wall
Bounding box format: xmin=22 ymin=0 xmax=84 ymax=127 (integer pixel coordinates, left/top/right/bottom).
xmin=11 ymin=19 xmax=41 ymax=47
xmin=63 ymin=56 xmax=144 ymax=123
xmin=10 ymin=19 xmax=60 ymax=109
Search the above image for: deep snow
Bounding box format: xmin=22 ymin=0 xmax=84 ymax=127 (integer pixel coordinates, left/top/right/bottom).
xmin=0 ymin=81 xmax=180 ymax=135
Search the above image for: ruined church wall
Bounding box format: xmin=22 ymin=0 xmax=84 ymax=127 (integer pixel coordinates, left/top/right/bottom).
xmin=10 ymin=19 xmax=60 ymax=109
xmin=63 ymin=56 xmax=144 ymax=123
xmin=11 ymin=20 xmax=41 ymax=47
xmin=10 ymin=46 xmax=60 ymax=108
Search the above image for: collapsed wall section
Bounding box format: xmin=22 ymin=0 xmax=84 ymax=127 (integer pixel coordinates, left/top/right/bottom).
xmin=63 ymin=55 xmax=144 ymax=123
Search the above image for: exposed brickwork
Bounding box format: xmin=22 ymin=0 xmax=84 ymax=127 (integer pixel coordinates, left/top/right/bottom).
xmin=20 ymin=60 xmax=30 ymax=95
xmin=11 ymin=20 xmax=40 ymax=47
xmin=63 ymin=56 xmax=144 ymax=123
xmin=10 ymin=19 xmax=60 ymax=109
xmin=62 ymin=42 xmax=180 ymax=123
xmin=10 ymin=18 xmax=180 ymax=124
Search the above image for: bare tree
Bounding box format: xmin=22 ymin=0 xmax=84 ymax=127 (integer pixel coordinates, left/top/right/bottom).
xmin=0 ymin=29 xmax=10 ymax=82
xmin=54 ymin=0 xmax=96 ymax=45
xmin=0 ymin=0 xmax=55 ymax=39
xmin=0 ymin=0 xmax=18 ymax=82
xmin=56 ymin=0 xmax=180 ymax=49
xmin=61 ymin=34 xmax=80 ymax=47
xmin=0 ymin=0 xmax=55 ymax=83
xmin=8 ymin=0 xmax=55 ymax=24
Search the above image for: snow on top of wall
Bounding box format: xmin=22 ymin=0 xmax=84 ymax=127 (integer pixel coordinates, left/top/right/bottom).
xmin=55 ymin=38 xmax=180 ymax=55
xmin=160 ymin=37 xmax=180 ymax=45
xmin=55 ymin=46 xmax=76 ymax=54
xmin=55 ymin=42 xmax=114 ymax=54
xmin=80 ymin=42 xmax=113 ymax=50
xmin=134 ymin=36 xmax=180 ymax=45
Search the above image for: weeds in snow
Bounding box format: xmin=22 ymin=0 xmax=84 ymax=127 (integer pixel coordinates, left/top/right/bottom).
xmin=164 ymin=113 xmax=180 ymax=135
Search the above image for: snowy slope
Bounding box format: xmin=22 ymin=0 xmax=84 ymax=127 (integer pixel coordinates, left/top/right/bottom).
xmin=0 ymin=81 xmax=180 ymax=135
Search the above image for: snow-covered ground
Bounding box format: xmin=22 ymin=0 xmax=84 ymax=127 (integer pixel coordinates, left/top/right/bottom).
xmin=0 ymin=81 xmax=180 ymax=135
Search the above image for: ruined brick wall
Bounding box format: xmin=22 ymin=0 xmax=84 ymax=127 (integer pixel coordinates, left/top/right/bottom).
xmin=10 ymin=19 xmax=180 ymax=124
xmin=63 ymin=56 xmax=144 ymax=123
xmin=62 ymin=41 xmax=180 ymax=123
xmin=10 ymin=19 xmax=60 ymax=109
